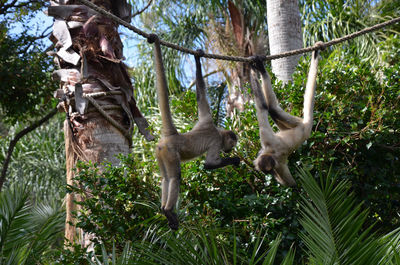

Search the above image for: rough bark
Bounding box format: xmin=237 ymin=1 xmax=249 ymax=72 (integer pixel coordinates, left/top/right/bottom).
xmin=224 ymin=0 xmax=268 ymax=116
xmin=47 ymin=0 xmax=152 ymax=244
xmin=267 ymin=0 xmax=303 ymax=83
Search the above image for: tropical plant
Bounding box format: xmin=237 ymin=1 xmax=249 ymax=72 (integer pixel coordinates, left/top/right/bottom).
xmin=0 ymin=0 xmax=56 ymax=124
xmin=70 ymin=155 xmax=162 ymax=250
xmin=0 ymin=185 xmax=65 ymax=265
xmin=300 ymin=0 xmax=400 ymax=67
xmin=0 ymin=116 xmax=66 ymax=200
xmin=45 ymin=0 xmax=156 ymax=242
xmin=298 ymin=168 xmax=400 ymax=265
xmin=267 ymin=0 xmax=303 ymax=82
xmin=67 ymin=168 xmax=400 ymax=264
xmin=66 ymin=225 xmax=295 ymax=265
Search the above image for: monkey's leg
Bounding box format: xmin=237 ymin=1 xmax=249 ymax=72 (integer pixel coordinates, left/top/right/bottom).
xmin=302 ymin=50 xmax=319 ymax=129
xmin=163 ymin=157 xmax=181 ymax=230
xmin=249 ymin=58 xmax=300 ymax=130
xmin=157 ymin=159 xmax=169 ymax=210
xmin=164 ymin=161 xmax=181 ymax=211
xmin=250 ymin=71 xmax=279 ymax=145
xmin=259 ymin=72 xmax=302 ymax=130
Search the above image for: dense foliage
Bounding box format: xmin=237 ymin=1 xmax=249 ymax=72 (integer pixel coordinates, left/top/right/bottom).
xmin=53 ymin=159 xmax=400 ymax=264
xmin=70 ymin=156 xmax=160 ymax=250
xmin=0 ymin=0 xmax=56 ymax=124
xmin=0 ymin=30 xmax=57 ymax=123
xmin=0 ymin=0 xmax=399 ymax=264
xmin=288 ymin=42 xmax=400 ymax=230
xmin=56 ymin=44 xmax=399 ymax=262
xmin=0 ymin=116 xmax=66 ymax=200
xmin=0 ymin=185 xmax=64 ymax=264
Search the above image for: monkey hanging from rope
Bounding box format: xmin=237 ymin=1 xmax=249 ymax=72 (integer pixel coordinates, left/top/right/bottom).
xmin=249 ymin=43 xmax=322 ymax=186
xmin=148 ymin=34 xmax=240 ymax=230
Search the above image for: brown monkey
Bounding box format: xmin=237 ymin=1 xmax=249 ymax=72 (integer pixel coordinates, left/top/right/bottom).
xmin=249 ymin=45 xmax=321 ymax=186
xmin=148 ymin=34 xmax=240 ymax=230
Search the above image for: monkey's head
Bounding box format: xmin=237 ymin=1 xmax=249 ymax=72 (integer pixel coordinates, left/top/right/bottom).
xmin=254 ymin=153 xmax=277 ymax=174
xmin=254 ymin=153 xmax=296 ymax=187
xmin=220 ymin=130 xmax=238 ymax=153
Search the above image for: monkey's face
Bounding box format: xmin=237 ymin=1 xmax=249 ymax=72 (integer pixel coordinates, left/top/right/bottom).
xmin=254 ymin=154 xmax=277 ymax=175
xmin=221 ymin=130 xmax=238 ymax=153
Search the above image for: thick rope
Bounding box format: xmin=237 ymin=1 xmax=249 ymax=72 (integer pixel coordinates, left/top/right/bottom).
xmin=78 ymin=0 xmax=400 ymax=62
xmin=84 ymin=94 xmax=132 ymax=146
xmin=85 ymin=91 xmax=122 ymax=98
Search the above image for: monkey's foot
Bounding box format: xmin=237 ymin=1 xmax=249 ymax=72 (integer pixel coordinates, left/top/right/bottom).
xmin=163 ymin=209 xmax=179 ymax=230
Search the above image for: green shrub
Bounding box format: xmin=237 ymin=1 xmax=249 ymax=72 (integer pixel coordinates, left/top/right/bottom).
xmin=70 ymin=155 xmax=162 ymax=250
xmin=64 ymin=46 xmax=399 ymax=260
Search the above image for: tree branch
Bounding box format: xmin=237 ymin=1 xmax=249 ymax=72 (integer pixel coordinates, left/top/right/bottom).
xmin=188 ymin=69 xmax=221 ymax=89
xmin=0 ymin=0 xmax=43 ymax=15
xmin=0 ymin=108 xmax=58 ymax=191
xmin=132 ymin=0 xmax=153 ymax=17
xmin=21 ymin=25 xmax=53 ymax=53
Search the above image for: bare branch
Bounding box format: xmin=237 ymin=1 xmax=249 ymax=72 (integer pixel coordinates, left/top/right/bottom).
xmin=188 ymin=69 xmax=221 ymax=89
xmin=132 ymin=0 xmax=152 ymax=17
xmin=0 ymin=0 xmax=44 ymax=15
xmin=21 ymin=25 xmax=53 ymax=52
xmin=0 ymin=108 xmax=58 ymax=191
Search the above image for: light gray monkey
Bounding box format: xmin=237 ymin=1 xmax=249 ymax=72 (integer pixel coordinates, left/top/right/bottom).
xmin=249 ymin=45 xmax=321 ymax=186
xmin=148 ymin=34 xmax=240 ymax=229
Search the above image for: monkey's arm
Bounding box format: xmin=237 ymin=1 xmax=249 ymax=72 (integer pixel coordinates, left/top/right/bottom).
xmin=302 ymin=49 xmax=320 ymax=131
xmin=194 ymin=51 xmax=213 ymax=123
xmin=204 ymin=157 xmax=240 ymax=170
xmin=204 ymin=145 xmax=240 ymax=170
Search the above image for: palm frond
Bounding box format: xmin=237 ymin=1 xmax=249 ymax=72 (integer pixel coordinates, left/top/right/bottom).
xmin=297 ymin=168 xmax=384 ymax=265
xmin=130 ymin=224 xmax=295 ymax=265
xmin=0 ymin=186 xmax=64 ymax=264
xmin=378 ymin=227 xmax=400 ymax=264
xmin=23 ymin=202 xmax=65 ymax=263
xmin=0 ymin=185 xmax=30 ymax=257
xmin=301 ymin=0 xmax=399 ymax=67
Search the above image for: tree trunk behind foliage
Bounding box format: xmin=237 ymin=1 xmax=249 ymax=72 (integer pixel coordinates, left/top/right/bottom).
xmin=224 ymin=0 xmax=268 ymax=116
xmin=267 ymin=0 xmax=302 ymax=83
xmin=47 ymin=0 xmax=153 ymax=245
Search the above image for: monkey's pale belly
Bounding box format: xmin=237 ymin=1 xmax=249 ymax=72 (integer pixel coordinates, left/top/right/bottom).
xmin=179 ymin=140 xmax=211 ymax=161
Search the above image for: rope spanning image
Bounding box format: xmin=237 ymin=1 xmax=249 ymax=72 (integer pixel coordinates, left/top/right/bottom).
xmin=78 ymin=0 xmax=400 ymax=62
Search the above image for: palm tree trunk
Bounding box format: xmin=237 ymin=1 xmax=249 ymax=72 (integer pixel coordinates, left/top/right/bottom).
xmin=266 ymin=0 xmax=303 ymax=83
xmin=47 ymin=0 xmax=152 ymax=244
